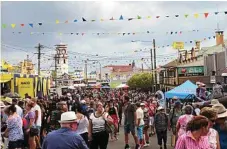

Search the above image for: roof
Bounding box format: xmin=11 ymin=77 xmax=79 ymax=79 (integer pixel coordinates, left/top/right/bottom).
xmin=199 ymin=40 xmax=227 ymax=56
xmin=162 ymin=59 xmax=179 ymax=67
xmin=104 ymin=65 xmax=133 ymax=72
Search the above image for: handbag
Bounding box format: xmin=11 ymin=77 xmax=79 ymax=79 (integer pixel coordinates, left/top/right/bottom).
xmin=29 ymin=127 xmax=39 ymax=137
xmin=102 ymin=113 xmax=113 ymax=133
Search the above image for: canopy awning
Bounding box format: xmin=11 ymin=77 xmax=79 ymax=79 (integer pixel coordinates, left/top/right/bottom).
xmin=0 ymin=74 xmax=13 ymax=83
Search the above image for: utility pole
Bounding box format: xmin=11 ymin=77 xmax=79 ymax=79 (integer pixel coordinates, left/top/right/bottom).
xmin=35 ymin=43 xmax=44 ymax=76
xmin=85 ymin=60 xmax=88 ymax=85
xmin=54 ymin=54 xmax=58 ymax=88
xmin=150 ymin=48 xmax=153 ymax=93
xmin=153 ymin=39 xmax=157 ymax=92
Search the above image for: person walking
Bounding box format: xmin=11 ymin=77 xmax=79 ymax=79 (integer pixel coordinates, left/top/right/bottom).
xmin=154 ymin=106 xmax=170 ymax=149
xmin=42 ymin=111 xmax=88 ymax=149
xmin=136 ymin=102 xmax=145 ymax=148
xmin=175 ymin=116 xmax=210 ymax=149
xmin=123 ymin=96 xmax=139 ymax=149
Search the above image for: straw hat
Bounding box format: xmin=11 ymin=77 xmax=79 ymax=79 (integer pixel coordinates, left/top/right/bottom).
xmin=58 ymin=111 xmax=77 ymax=123
xmin=212 ymin=104 xmax=227 ymax=118
xmin=157 ymin=106 xmax=164 ymax=111
xmin=210 ymin=99 xmax=220 ymax=106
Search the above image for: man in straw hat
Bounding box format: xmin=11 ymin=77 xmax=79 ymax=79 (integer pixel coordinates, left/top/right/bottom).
xmin=42 ymin=111 xmax=88 ymax=149
xmin=212 ymin=103 xmax=227 ymax=149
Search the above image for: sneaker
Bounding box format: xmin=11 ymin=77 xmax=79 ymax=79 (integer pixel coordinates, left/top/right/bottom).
xmin=144 ymin=143 xmax=150 ymax=147
xmin=135 ymin=144 xmax=140 ymax=149
xmin=125 ymin=144 xmax=130 ymax=149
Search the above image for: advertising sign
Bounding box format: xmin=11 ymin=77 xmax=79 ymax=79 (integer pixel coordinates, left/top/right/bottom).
xmin=18 ymin=78 xmax=34 ymax=98
xmin=172 ymin=42 xmax=184 ymax=50
xmin=178 ymin=66 xmax=204 ymax=75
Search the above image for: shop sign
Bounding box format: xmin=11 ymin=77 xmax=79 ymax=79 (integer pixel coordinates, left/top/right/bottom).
xmin=178 ymin=66 xmax=204 ymax=74
xmin=210 ymin=76 xmax=216 ymax=83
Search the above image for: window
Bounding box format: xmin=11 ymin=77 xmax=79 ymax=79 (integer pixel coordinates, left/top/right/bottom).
xmin=64 ymin=59 xmax=66 ymax=64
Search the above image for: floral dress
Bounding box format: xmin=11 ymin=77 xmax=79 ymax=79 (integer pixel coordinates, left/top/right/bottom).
xmin=177 ymin=114 xmax=194 ymax=137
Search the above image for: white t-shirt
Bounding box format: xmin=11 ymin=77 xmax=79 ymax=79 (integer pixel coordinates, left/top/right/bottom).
xmin=136 ymin=107 xmax=144 ymax=126
xmin=90 ymin=112 xmax=108 ymax=133
xmin=32 ymin=104 xmax=42 ymax=127
xmin=195 ymin=108 xmax=201 ymax=116
xmin=15 ymin=105 xmax=23 ymax=118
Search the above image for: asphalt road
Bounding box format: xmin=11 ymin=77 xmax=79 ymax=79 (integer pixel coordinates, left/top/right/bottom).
xmin=108 ymin=125 xmax=174 ymax=149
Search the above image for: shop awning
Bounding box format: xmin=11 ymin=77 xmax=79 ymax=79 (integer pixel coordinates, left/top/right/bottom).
xmin=0 ymin=74 xmax=13 ymax=83
xmin=0 ymin=79 xmax=11 ymax=83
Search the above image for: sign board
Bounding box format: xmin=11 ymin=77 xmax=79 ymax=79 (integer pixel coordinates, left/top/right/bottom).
xmin=18 ymin=78 xmax=34 ymax=98
xmin=172 ymin=42 xmax=184 ymax=49
xmin=178 ymin=66 xmax=204 ymax=75
xmin=210 ymin=76 xmax=216 ymax=84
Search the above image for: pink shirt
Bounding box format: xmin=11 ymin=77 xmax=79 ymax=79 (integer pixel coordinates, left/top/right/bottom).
xmin=177 ymin=114 xmax=194 ymax=137
xmin=175 ymin=131 xmax=210 ymax=149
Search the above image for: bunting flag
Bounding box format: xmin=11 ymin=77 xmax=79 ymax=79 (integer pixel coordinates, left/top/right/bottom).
xmin=194 ymin=13 xmax=199 ymax=18
xmin=9 ymin=29 xmax=217 ymax=37
xmin=82 ymin=18 xmax=86 ymax=22
xmin=204 ymin=13 xmax=209 ymax=18
xmin=119 ymin=15 xmax=123 ymax=20
xmin=29 ymin=23 xmax=33 ymax=28
xmin=11 ymin=24 xmax=16 ymax=28
xmin=2 ymin=11 xmax=226 ymax=28
xmin=2 ymin=24 xmax=6 ymax=28
xmin=137 ymin=15 xmax=142 ymax=19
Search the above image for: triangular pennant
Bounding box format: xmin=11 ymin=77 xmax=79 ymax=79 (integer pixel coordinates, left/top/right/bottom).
xmin=225 ymin=11 xmax=227 ymax=14
xmin=71 ymin=33 xmax=73 ymax=35
xmin=110 ymin=17 xmax=114 ymax=20
xmin=194 ymin=13 xmax=199 ymax=18
xmin=128 ymin=33 xmax=130 ymax=35
xmin=123 ymin=33 xmax=125 ymax=36
xmin=128 ymin=18 xmax=133 ymax=21
xmin=204 ymin=38 xmax=206 ymax=40
xmin=214 ymin=12 xmax=219 ymax=15
xmin=204 ymin=13 xmax=209 ymax=18
xmin=65 ymin=20 xmax=68 ymax=23
xmin=175 ymin=15 xmax=179 ymax=17
xmin=42 ymin=33 xmax=44 ymax=35
xmin=2 ymin=24 xmax=6 ymax=28
xmin=147 ymin=16 xmax=151 ymax=19
xmin=156 ymin=16 xmax=160 ymax=18
xmin=11 ymin=24 xmax=16 ymax=28
xmin=175 ymin=31 xmax=177 ymax=34
xmin=56 ymin=20 xmax=59 ymax=24
xmin=100 ymin=19 xmax=104 ymax=21
xmin=82 ymin=33 xmax=84 ymax=36
xmin=20 ymin=24 xmax=24 ymax=27
xmin=190 ymin=41 xmax=193 ymax=43
xmin=38 ymin=23 xmax=42 ymax=26
xmin=166 ymin=16 xmax=169 ymax=17
xmin=119 ymin=15 xmax=123 ymax=20
xmin=133 ymin=33 xmax=135 ymax=35
xmin=184 ymin=14 xmax=189 ymax=18
xmin=137 ymin=15 xmax=142 ymax=19
xmin=97 ymin=33 xmax=99 ymax=35
xmin=18 ymin=32 xmax=21 ymax=34
xmin=76 ymin=33 xmax=79 ymax=35
xmin=74 ymin=19 xmax=78 ymax=22
xmin=91 ymin=20 xmax=96 ymax=22
xmin=29 ymin=23 xmax=33 ymax=28
xmin=208 ymin=37 xmax=211 ymax=39
xmin=170 ymin=31 xmax=173 ymax=34
xmin=82 ymin=18 xmax=87 ymax=21
xmin=147 ymin=31 xmax=149 ymax=33
xmin=179 ymin=31 xmax=182 ymax=34
xmin=213 ymin=36 xmax=215 ymax=39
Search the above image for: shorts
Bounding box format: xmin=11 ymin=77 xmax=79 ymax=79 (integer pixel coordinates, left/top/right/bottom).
xmin=137 ymin=125 xmax=144 ymax=140
xmin=149 ymin=116 xmax=154 ymax=126
xmin=8 ymin=140 xmax=23 ymax=149
xmin=124 ymin=124 xmax=135 ymax=135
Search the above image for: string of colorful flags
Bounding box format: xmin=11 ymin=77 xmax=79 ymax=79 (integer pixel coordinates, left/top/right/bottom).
xmin=2 ymin=11 xmax=227 ymax=28
xmin=7 ymin=28 xmax=217 ymax=36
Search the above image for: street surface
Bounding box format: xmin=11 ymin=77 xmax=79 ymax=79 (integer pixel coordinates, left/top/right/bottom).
xmin=108 ymin=126 xmax=174 ymax=149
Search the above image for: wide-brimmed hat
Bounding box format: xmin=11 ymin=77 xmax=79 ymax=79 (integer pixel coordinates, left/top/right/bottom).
xmin=59 ymin=111 xmax=77 ymax=123
xmin=0 ymin=101 xmax=6 ymax=108
xmin=157 ymin=106 xmax=164 ymax=111
xmin=212 ymin=104 xmax=227 ymax=118
xmin=210 ymin=99 xmax=220 ymax=106
xmin=80 ymin=100 xmax=86 ymax=104
xmin=140 ymin=103 xmax=145 ymax=106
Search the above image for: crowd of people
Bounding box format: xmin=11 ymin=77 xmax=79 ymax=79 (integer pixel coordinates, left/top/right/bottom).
xmin=1 ymin=88 xmax=227 ymax=149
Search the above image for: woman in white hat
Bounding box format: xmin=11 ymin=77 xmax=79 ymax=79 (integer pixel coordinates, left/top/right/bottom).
xmin=212 ymin=104 xmax=227 ymax=149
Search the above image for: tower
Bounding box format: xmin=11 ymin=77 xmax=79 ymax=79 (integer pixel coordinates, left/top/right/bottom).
xmin=55 ymin=43 xmax=68 ymax=77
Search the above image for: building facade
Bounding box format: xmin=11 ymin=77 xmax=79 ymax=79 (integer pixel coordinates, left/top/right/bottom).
xmin=56 ymin=43 xmax=68 ymax=77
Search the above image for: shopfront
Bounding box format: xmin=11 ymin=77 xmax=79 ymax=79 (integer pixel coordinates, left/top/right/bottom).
xmin=178 ymin=66 xmax=204 ymax=77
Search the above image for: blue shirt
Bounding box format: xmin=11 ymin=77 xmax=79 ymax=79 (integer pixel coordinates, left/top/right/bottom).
xmin=213 ymin=124 xmax=227 ymax=149
xmin=42 ymin=127 xmax=88 ymax=149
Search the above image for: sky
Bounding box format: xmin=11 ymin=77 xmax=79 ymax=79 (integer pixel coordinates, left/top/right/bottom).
xmin=1 ymin=1 xmax=227 ymax=72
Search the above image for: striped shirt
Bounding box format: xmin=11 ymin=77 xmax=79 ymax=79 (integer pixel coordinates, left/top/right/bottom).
xmin=175 ymin=131 xmax=209 ymax=149
xmin=90 ymin=112 xmax=108 ymax=133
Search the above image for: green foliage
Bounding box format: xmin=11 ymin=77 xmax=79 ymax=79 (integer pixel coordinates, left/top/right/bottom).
xmin=127 ymin=72 xmax=153 ymax=89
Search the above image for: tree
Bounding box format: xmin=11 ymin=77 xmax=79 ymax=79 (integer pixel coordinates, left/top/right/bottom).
xmin=127 ymin=72 xmax=153 ymax=89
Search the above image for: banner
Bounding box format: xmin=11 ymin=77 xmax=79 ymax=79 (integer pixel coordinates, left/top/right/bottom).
xmin=172 ymin=42 xmax=185 ymax=49
xmin=18 ymin=78 xmax=34 ymax=98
